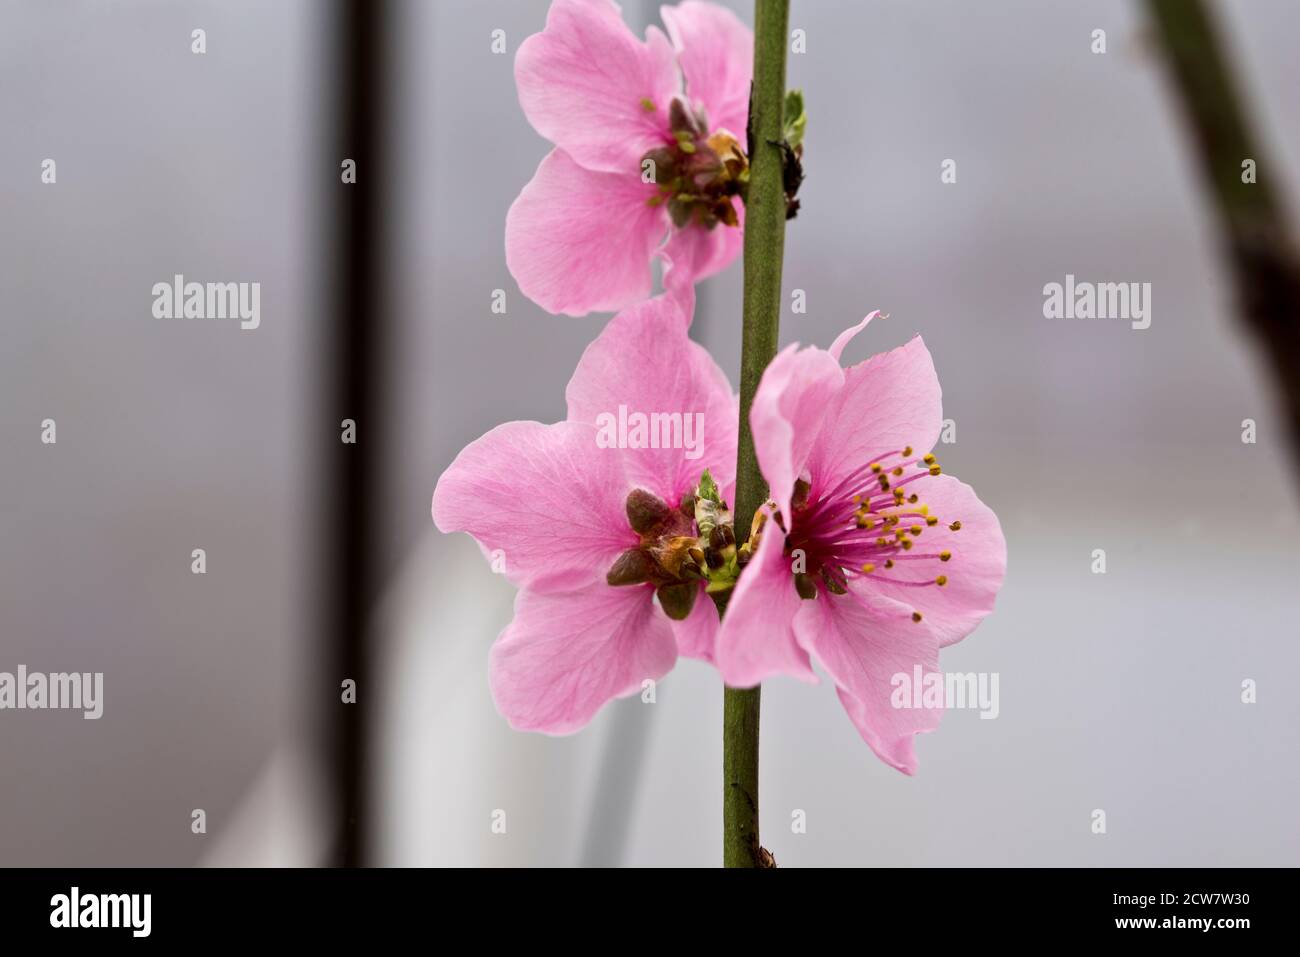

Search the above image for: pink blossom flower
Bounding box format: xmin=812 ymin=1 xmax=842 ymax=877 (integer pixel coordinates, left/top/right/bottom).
xmin=715 ymin=314 xmax=1007 ymax=773
xmin=432 ymin=287 xmax=738 ymax=733
xmin=507 ymin=0 xmax=753 ymax=316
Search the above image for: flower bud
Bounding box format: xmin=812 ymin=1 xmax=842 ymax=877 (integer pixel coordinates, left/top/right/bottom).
xmin=656 ymin=581 xmax=698 ymax=621
xmin=606 ymin=547 xmax=658 ymax=587
xmin=625 ymin=488 xmax=671 ymax=535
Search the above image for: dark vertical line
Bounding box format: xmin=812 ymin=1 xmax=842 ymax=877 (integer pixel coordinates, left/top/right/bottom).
xmin=324 ymin=0 xmax=391 ymax=867
xmin=1144 ymin=0 xmax=1300 ymax=476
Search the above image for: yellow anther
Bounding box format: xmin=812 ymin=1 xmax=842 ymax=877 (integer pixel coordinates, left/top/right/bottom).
xmin=919 ymin=505 xmax=929 ymax=515
xmin=870 ymin=463 xmax=882 ymax=474
xmin=892 ymin=467 xmax=903 ymax=477
xmin=862 ymin=563 xmax=875 ymax=574
xmin=876 ymin=537 xmax=888 ymax=547
xmin=909 ymin=525 xmax=922 ymax=535
xmin=902 ymin=446 xmax=913 ymax=457
xmin=928 ymin=465 xmax=942 ymax=476
xmin=901 ymin=539 xmax=913 ymax=550
xmin=949 ymin=521 xmax=962 ymax=532
xmin=923 ymin=453 xmax=936 ymax=465
xmin=939 ymin=550 xmax=951 ymax=562
xmin=935 ymin=575 xmax=948 ymax=586
xmin=926 ymin=516 xmax=938 ymax=526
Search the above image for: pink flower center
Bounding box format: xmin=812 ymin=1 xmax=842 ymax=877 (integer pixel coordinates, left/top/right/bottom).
xmin=641 ymin=98 xmax=747 ymax=230
xmin=781 ymin=446 xmax=961 ymax=623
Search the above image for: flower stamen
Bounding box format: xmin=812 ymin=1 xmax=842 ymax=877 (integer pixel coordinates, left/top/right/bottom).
xmin=640 ymin=97 xmax=748 ymax=231
xmin=773 ymin=441 xmax=967 ymax=622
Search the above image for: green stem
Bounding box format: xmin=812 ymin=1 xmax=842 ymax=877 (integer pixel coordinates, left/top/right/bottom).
xmin=723 ymin=0 xmax=790 ymax=870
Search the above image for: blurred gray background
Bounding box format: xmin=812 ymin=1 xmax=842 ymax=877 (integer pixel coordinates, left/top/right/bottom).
xmin=2 ymin=0 xmax=1297 ymax=867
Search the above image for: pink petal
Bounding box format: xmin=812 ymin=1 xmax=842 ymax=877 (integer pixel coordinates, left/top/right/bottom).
xmin=659 ymin=197 xmax=743 ymax=321
xmin=432 ymin=419 xmax=635 ymax=591
xmin=506 ymin=149 xmax=668 ymax=317
xmin=658 ymin=247 xmax=697 ymax=324
xmin=749 ymin=341 xmax=845 ymax=521
xmin=515 ymin=0 xmax=680 ymax=174
xmin=490 ymin=581 xmax=676 ymax=734
xmin=564 ymin=294 xmax=738 ymax=505
xmin=827 ymin=311 xmax=881 ymax=363
xmin=794 ymin=588 xmax=943 ymax=774
xmin=660 ymin=1 xmax=753 ymax=138
xmin=864 ymin=473 xmax=1006 ymax=648
xmin=671 ymin=582 xmax=720 ymax=662
xmin=715 ymin=517 xmax=818 ymax=687
xmin=806 ymin=335 xmax=944 ymax=497
xmin=835 ymin=686 xmax=939 ymax=776
xmin=661 ymin=196 xmax=744 ymax=286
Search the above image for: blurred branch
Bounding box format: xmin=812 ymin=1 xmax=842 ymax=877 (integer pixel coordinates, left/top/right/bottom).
xmin=1144 ymin=0 xmax=1300 ymax=474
